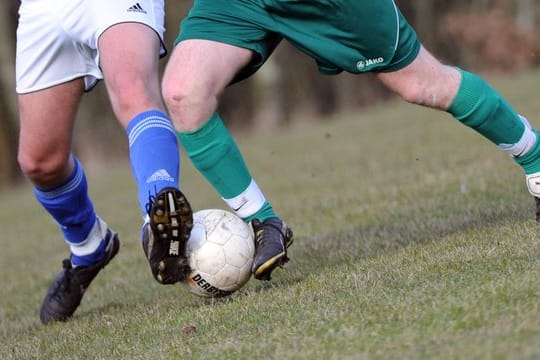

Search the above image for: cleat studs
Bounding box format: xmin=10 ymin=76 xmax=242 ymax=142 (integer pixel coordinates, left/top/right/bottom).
xmin=145 ymin=188 xmax=193 ymax=284
xmin=167 ymin=193 xmax=176 ymax=212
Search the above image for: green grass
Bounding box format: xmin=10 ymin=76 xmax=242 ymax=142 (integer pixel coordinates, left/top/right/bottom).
xmin=3 ymin=69 xmax=540 ymax=359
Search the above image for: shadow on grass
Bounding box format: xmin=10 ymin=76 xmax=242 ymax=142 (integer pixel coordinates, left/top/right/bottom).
xmin=281 ymin=198 xmax=535 ymax=284
xmin=5 ymin=198 xmax=534 ymax=335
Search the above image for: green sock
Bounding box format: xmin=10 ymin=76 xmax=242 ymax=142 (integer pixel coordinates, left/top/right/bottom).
xmin=178 ymin=113 xmax=277 ymax=221
xmin=448 ymin=69 xmax=540 ymax=173
xmin=448 ymin=69 xmax=524 ymax=145
xmin=245 ymin=201 xmax=276 ymax=223
xmin=515 ymin=130 xmax=540 ymax=174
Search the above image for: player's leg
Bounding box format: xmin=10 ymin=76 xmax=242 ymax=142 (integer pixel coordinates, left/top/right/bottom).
xmin=16 ymin=0 xmax=120 ymax=323
xmin=17 ymin=80 xmax=110 ymax=266
xmin=376 ymin=45 xmax=540 ymax=218
xmin=376 ymin=46 xmax=461 ymax=110
xmin=272 ymin=0 xmax=532 ymax=168
xmin=162 ymin=37 xmax=293 ymax=281
xmin=98 ymin=22 xmax=192 ymax=285
xmin=17 ymin=81 xmax=120 ymax=324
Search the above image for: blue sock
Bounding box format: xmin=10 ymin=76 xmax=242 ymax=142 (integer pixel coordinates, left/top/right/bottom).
xmin=34 ymin=157 xmax=99 ymax=263
xmin=127 ymin=110 xmax=180 ymax=217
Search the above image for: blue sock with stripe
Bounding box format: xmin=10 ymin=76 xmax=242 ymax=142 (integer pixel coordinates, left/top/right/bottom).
xmin=34 ymin=157 xmax=103 ymax=265
xmin=127 ymin=110 xmax=180 ymax=217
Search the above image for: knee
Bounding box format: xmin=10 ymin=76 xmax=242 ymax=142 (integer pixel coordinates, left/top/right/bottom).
xmin=161 ymin=78 xmax=196 ymax=113
xmin=395 ymin=79 xmax=458 ymax=110
xmin=162 ymin=80 xmax=217 ymax=132
xmin=161 ymin=78 xmax=183 ymax=111
xmin=18 ymin=151 xmax=70 ymax=188
xmin=378 ymin=57 xmax=461 ymax=110
xmin=395 ymin=82 xmax=429 ymax=106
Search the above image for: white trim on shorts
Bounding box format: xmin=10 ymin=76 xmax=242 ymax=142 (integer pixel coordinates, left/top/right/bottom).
xmin=16 ymin=0 xmax=165 ymax=94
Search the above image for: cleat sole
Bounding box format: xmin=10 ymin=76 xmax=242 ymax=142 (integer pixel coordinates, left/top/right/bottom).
xmin=145 ymin=187 xmax=193 ymax=284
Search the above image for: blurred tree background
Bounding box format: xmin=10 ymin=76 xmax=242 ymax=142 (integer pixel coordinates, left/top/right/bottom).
xmin=0 ymin=0 xmax=539 ymax=188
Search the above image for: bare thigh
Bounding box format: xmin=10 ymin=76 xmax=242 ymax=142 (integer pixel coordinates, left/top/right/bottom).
xmin=17 ymin=79 xmax=84 ymax=187
xmin=98 ymin=22 xmax=164 ymax=126
xmin=162 ymin=39 xmax=253 ymax=131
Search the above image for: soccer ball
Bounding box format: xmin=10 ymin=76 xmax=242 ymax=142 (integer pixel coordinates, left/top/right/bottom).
xmin=184 ymin=209 xmax=255 ymax=298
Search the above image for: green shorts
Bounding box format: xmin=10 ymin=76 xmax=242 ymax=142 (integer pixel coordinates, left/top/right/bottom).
xmin=176 ymin=0 xmax=420 ymax=80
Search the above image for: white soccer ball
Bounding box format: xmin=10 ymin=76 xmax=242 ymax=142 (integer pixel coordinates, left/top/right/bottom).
xmin=184 ymin=209 xmax=255 ymax=298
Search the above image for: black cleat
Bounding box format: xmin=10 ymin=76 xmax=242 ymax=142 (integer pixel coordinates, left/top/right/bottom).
xmin=142 ymin=187 xmax=193 ymax=284
xmin=251 ymin=217 xmax=294 ymax=281
xmin=40 ymin=229 xmax=120 ymax=324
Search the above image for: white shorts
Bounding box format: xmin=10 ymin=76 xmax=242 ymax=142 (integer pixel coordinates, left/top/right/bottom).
xmin=16 ymin=0 xmax=166 ymax=94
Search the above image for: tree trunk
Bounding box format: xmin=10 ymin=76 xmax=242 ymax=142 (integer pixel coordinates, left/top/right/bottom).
xmin=0 ymin=1 xmax=21 ymax=187
xmin=516 ymin=0 xmax=536 ymax=31
xmin=412 ymin=1 xmax=437 ymax=49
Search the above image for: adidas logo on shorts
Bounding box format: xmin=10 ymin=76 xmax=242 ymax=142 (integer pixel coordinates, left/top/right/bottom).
xmin=127 ymin=3 xmax=147 ymax=14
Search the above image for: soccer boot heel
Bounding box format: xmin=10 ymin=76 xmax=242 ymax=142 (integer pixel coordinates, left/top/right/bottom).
xmin=40 ymin=229 xmax=120 ymax=324
xmin=251 ymin=217 xmax=294 ymax=281
xmin=142 ymin=187 xmax=193 ymax=284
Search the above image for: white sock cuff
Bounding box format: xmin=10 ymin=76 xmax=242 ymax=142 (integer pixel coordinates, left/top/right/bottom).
xmin=223 ymin=179 xmax=266 ymax=219
xmin=498 ymin=115 xmax=536 ymax=157
xmin=69 ymin=217 xmax=107 ymax=257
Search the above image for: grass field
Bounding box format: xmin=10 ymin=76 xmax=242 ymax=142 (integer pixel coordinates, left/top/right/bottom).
xmin=3 ymin=70 xmax=540 ymax=359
